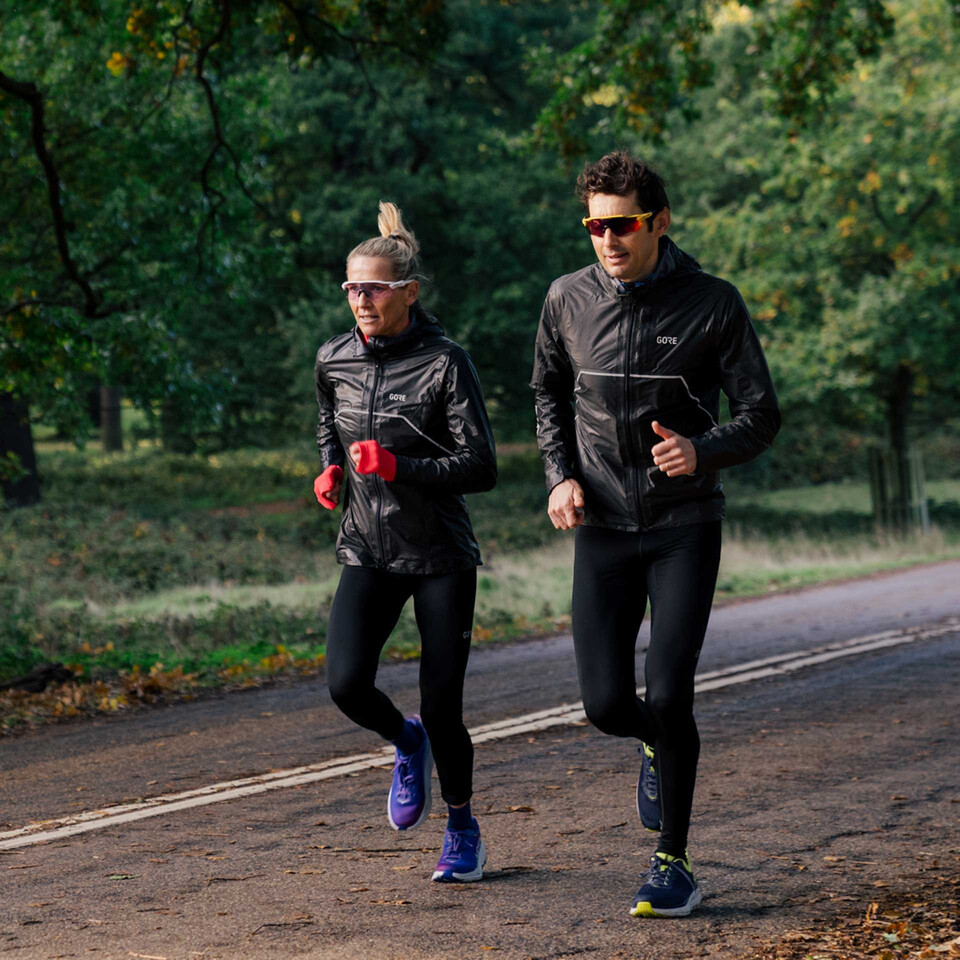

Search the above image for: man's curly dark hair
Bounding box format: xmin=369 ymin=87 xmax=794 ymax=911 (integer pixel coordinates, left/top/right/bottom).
xmin=576 ymin=151 xmax=670 ymax=231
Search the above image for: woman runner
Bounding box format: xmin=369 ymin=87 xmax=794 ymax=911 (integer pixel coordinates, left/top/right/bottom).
xmin=313 ymin=201 xmax=497 ymax=882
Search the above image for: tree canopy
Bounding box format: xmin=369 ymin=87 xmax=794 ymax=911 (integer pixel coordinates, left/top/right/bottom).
xmin=2 ymin=0 xmax=958 ymax=502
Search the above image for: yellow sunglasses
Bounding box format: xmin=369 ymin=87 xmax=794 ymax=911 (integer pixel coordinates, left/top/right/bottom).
xmin=581 ymin=212 xmax=653 ymax=237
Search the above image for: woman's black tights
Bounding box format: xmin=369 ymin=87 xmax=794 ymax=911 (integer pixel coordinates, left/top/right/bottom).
xmin=325 ymin=565 xmax=477 ymax=805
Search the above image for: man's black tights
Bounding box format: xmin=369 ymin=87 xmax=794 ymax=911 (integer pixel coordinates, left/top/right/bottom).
xmin=572 ymin=521 xmax=721 ymax=858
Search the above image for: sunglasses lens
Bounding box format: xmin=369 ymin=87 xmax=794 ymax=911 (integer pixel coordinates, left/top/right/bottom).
xmin=345 ymin=283 xmax=390 ymax=301
xmin=612 ymin=218 xmax=642 ymax=236
xmin=585 ymin=217 xmax=642 ymax=237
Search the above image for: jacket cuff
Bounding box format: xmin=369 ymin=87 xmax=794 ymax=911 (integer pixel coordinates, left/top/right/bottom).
xmin=543 ymin=457 xmax=574 ymax=494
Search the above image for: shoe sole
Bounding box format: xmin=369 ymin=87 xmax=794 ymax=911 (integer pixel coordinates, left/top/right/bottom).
xmin=629 ymin=886 xmax=702 ymax=918
xmin=431 ymin=840 xmax=487 ymax=883
xmin=387 ymin=737 xmax=434 ymax=832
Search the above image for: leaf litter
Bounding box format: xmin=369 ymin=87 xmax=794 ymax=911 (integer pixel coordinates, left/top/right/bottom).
xmin=737 ymin=853 xmax=959 ymax=959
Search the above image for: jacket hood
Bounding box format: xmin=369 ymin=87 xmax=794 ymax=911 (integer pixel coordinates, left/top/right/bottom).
xmin=653 ymin=236 xmax=702 ymax=283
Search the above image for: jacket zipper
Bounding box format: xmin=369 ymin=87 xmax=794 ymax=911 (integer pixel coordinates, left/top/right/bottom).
xmin=623 ymin=299 xmax=645 ymax=526
xmin=623 ymin=297 xmax=642 ymax=516
xmin=369 ymin=355 xmax=386 ymax=566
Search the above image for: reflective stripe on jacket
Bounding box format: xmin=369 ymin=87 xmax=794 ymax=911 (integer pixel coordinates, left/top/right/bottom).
xmin=531 ymin=237 xmax=780 ymax=531
xmin=315 ymin=304 xmax=497 ymax=574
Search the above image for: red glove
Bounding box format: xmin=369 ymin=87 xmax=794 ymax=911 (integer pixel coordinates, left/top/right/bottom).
xmin=313 ymin=464 xmax=344 ymax=509
xmin=350 ymin=440 xmax=397 ymax=482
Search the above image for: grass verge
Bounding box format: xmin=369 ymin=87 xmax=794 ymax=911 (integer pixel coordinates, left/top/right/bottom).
xmin=2 ymin=445 xmax=958 ymax=733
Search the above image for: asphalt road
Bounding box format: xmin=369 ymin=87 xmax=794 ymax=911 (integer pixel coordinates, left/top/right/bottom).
xmin=1 ymin=561 xmax=958 ymax=959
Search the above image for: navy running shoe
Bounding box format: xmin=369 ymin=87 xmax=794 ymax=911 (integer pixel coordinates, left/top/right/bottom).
xmin=431 ymin=818 xmax=487 ymax=883
xmin=387 ymin=715 xmax=433 ymax=831
xmin=630 ymin=852 xmax=702 ymax=918
xmin=636 ymin=742 xmax=661 ymax=832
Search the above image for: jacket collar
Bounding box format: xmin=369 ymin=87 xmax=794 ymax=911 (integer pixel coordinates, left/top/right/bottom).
xmin=353 ymin=301 xmax=445 ymax=357
xmin=595 ymin=236 xmax=702 ymax=299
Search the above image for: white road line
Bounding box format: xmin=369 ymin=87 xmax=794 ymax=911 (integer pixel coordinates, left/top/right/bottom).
xmin=2 ymin=618 xmax=957 ymax=852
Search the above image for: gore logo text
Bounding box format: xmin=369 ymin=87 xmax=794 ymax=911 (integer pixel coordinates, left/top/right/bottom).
xmin=657 ymin=336 xmax=679 ymax=345
xmin=388 ymin=393 xmax=407 ymax=401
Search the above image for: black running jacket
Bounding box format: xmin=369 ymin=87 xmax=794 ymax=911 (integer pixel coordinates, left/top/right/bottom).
xmin=315 ymin=304 xmax=497 ymax=574
xmin=531 ymin=237 xmax=780 ymax=531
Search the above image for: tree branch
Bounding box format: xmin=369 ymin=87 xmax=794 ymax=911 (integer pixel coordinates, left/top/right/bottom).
xmin=0 ymin=70 xmax=102 ymax=317
xmin=191 ymin=0 xmax=292 ymax=267
xmin=3 ymin=299 xmax=77 ymax=317
xmin=869 ymin=192 xmax=892 ymax=232
xmin=907 ymin=189 xmax=939 ymax=224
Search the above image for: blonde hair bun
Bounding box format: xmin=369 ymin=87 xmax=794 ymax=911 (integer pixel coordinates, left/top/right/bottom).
xmin=347 ymin=200 xmax=425 ymax=283
xmin=377 ymin=201 xmax=420 ymax=255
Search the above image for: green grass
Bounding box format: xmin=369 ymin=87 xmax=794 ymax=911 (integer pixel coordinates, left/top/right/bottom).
xmin=726 ymin=477 xmax=960 ymax=515
xmin=2 ymin=443 xmax=958 ymax=729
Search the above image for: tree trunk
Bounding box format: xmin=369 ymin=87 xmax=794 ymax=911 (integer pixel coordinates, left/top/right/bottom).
xmin=87 ymin=386 xmax=101 ymax=428
xmin=160 ymin=399 xmax=197 ymax=454
xmin=886 ymin=364 xmax=914 ymax=531
xmin=100 ymin=385 xmax=123 ymax=452
xmin=0 ymin=393 xmax=41 ymax=506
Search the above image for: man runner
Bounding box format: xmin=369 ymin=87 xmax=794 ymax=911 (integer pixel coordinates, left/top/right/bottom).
xmin=531 ymin=151 xmax=780 ymax=917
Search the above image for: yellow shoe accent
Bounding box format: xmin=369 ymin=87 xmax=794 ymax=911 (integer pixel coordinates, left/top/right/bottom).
xmin=630 ymin=901 xmax=658 ymax=918
xmin=656 ymin=851 xmax=693 ymax=875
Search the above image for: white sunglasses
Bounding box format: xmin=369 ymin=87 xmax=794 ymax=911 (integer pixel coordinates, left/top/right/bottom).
xmin=341 ymin=279 xmax=416 ymax=302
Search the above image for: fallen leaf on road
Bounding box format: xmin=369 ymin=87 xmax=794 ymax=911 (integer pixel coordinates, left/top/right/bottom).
xmin=107 ymin=874 xmax=138 ymax=881
xmin=128 ymin=953 xmax=168 ymax=959
xmin=205 ymin=875 xmax=263 ymax=885
xmin=251 ymin=920 xmax=314 ymax=935
xmin=508 ymin=806 xmax=535 ymax=813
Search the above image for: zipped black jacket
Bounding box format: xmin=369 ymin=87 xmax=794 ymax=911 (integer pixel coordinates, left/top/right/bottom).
xmin=315 ymin=303 xmax=497 ymax=574
xmin=531 ymin=236 xmax=780 ymax=531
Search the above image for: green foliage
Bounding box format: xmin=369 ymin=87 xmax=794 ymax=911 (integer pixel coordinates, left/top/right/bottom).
xmin=1 ymin=0 xmax=586 ymax=458
xmin=534 ymin=0 xmax=895 ymax=151
xmin=621 ymin=0 xmax=960 ymax=475
xmin=2 ymin=0 xmax=958 ymax=494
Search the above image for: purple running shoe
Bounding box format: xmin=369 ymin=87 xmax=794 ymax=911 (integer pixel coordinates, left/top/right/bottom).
xmin=387 ymin=715 xmax=433 ymax=831
xmin=432 ymin=818 xmax=487 ymax=882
